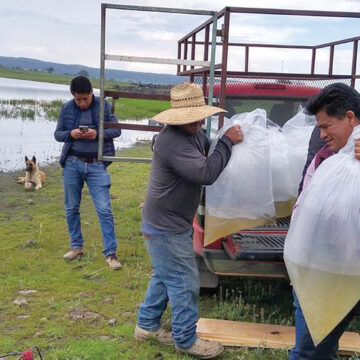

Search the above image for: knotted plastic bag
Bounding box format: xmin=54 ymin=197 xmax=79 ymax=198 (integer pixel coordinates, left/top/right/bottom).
xmin=284 ymin=126 xmax=360 ymax=345
xmin=282 ymin=107 xmax=316 ymax=195
xmin=204 ymin=109 xmax=275 ymax=245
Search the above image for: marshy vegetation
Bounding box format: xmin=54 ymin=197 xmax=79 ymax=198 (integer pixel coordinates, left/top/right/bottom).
xmin=0 ymin=99 xmax=64 ymax=121
xmin=0 ymin=96 xmax=169 ymax=122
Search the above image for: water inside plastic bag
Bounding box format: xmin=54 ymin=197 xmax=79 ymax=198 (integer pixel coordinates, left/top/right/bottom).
xmin=285 ymin=126 xmax=360 ymax=345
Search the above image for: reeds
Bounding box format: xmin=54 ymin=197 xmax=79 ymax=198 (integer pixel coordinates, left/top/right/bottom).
xmin=0 ymin=99 xmax=64 ymax=121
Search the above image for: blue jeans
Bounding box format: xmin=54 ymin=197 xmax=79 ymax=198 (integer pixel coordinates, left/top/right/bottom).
xmin=288 ymin=290 xmax=307 ymax=360
xmin=289 ymin=291 xmax=360 ymax=360
xmin=63 ymin=156 xmax=117 ymax=257
xmin=137 ymin=229 xmax=199 ymax=349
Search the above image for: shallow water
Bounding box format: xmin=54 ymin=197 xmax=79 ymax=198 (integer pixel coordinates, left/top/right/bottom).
xmin=0 ymin=117 xmax=155 ymax=172
xmin=0 ymin=77 xmax=155 ymax=172
xmin=0 ymin=77 xmax=99 ymax=100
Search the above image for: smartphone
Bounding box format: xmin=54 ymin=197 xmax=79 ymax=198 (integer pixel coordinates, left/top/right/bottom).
xmin=79 ymin=125 xmax=89 ymax=133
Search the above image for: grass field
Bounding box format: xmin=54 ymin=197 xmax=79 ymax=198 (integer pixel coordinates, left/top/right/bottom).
xmin=113 ymin=98 xmax=169 ymax=120
xmin=1 ymin=69 xmax=359 ymax=359
xmin=0 ymin=67 xmax=171 ymax=121
xmin=0 ymin=97 xmax=169 ymax=122
xmin=0 ymin=67 xmax=129 ymax=90
xmin=1 ymin=144 xmax=359 ymax=360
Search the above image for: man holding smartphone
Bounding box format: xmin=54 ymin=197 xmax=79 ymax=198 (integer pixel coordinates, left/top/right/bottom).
xmin=54 ymin=76 xmax=122 ymax=270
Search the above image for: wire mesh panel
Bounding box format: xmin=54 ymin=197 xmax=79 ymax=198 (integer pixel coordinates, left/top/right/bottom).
xmin=195 ymin=75 xmax=352 ymax=127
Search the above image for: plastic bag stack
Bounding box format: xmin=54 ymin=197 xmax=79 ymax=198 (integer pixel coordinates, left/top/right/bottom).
xmin=282 ymin=109 xmax=316 ymax=195
xmin=284 ymin=126 xmax=360 ymax=345
xmin=204 ymin=108 xmax=314 ymax=246
xmin=268 ymin=122 xmax=295 ymax=217
xmin=205 ymin=109 xmax=275 ymax=245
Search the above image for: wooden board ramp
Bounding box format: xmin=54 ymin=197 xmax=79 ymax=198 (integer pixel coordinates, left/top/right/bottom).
xmin=196 ymin=318 xmax=360 ymax=355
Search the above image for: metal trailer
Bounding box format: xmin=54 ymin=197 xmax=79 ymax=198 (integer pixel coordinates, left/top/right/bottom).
xmin=176 ymin=7 xmax=360 ymax=128
xmin=98 ymin=5 xmax=360 ymax=159
xmin=99 ymin=3 xmax=220 ymax=163
xmin=98 ymin=5 xmax=360 ymax=284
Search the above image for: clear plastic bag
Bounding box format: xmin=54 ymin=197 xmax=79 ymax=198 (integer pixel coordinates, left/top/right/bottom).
xmin=282 ymin=107 xmax=316 ymax=195
xmin=284 ymin=126 xmax=360 ymax=345
xmin=268 ymin=121 xmax=295 ymax=217
xmin=204 ymin=109 xmax=275 ymax=245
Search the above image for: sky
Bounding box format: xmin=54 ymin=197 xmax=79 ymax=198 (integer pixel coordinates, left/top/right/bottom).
xmin=1 ymin=0 xmax=360 ymax=79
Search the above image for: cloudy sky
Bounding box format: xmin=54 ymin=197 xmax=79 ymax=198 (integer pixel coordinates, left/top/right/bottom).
xmin=1 ymin=0 xmax=360 ymax=78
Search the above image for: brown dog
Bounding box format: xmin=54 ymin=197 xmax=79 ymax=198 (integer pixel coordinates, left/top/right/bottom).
xmin=17 ymin=156 xmax=46 ymax=191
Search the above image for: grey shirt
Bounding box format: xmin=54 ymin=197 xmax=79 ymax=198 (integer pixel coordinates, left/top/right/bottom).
xmin=142 ymin=125 xmax=233 ymax=232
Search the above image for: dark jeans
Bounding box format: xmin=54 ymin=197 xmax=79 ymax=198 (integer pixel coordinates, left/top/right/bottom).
xmin=290 ymin=291 xmax=360 ymax=360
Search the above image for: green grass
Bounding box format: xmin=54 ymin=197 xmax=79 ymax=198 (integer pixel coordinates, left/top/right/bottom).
xmin=0 ymin=67 xmax=129 ymax=89
xmin=0 ymin=67 xmax=171 ymax=121
xmin=0 ymin=96 xmax=169 ymax=122
xmin=114 ymin=97 xmax=169 ymax=120
xmin=0 ymin=144 xmax=358 ymax=359
xmin=0 ymin=99 xmax=64 ymax=121
xmin=0 ymin=67 xmax=75 ymax=85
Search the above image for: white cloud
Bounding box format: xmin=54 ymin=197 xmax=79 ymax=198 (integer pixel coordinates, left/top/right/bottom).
xmin=11 ymin=45 xmax=51 ymax=60
xmin=0 ymin=0 xmax=360 ymax=78
xmin=137 ymin=29 xmax=180 ymax=42
xmin=229 ymin=24 xmax=307 ymax=44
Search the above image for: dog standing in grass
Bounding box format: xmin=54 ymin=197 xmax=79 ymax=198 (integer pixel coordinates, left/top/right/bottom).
xmin=17 ymin=155 xmax=46 ymax=190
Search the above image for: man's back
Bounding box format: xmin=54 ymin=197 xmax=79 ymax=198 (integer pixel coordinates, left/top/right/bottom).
xmin=143 ymin=126 xmax=210 ymax=232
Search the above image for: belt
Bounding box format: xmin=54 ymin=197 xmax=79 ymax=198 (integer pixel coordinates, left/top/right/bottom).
xmin=70 ymin=155 xmax=99 ymax=163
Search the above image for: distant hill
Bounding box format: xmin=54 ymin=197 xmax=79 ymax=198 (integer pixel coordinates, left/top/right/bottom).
xmin=0 ymin=56 xmax=188 ymax=85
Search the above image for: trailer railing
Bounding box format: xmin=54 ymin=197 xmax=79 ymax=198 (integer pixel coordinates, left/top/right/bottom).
xmin=99 ymin=3 xmax=219 ymax=163
xmin=177 ymin=7 xmax=360 ymax=127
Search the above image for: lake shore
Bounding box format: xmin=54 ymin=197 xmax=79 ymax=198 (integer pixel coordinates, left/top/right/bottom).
xmin=0 ymin=76 xmax=169 ymax=172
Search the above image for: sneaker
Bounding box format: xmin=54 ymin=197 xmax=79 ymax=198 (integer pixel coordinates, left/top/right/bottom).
xmin=105 ymin=254 xmax=122 ymax=270
xmin=63 ymin=248 xmax=83 ymax=260
xmin=176 ymin=338 xmax=224 ymax=359
xmin=134 ymin=325 xmax=174 ymax=345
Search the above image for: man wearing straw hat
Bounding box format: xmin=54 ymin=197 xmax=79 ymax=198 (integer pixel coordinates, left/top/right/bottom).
xmin=134 ymin=82 xmax=243 ymax=358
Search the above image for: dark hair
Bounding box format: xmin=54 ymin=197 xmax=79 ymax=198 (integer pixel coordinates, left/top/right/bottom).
xmin=70 ymin=76 xmax=92 ymax=94
xmin=306 ymin=82 xmax=360 ymax=119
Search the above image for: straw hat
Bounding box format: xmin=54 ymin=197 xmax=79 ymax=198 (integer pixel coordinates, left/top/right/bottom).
xmin=152 ymin=82 xmax=226 ymax=125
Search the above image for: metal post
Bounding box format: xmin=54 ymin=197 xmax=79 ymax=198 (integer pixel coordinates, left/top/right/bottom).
xmin=190 ymin=33 xmax=196 ymax=83
xmin=177 ymin=42 xmax=181 ymax=75
xmin=202 ymin=24 xmax=210 ymax=96
xmin=183 ymin=39 xmax=188 ymax=73
xmin=245 ymin=45 xmax=249 ymax=72
xmin=351 ymin=40 xmax=358 ymax=88
xmin=98 ymin=4 xmax=106 ymax=160
xmin=329 ymin=45 xmax=334 ymax=75
xmin=311 ymin=48 xmax=316 ymax=75
xmin=218 ymin=8 xmax=230 ymax=129
xmin=206 ymin=13 xmax=218 ymax=136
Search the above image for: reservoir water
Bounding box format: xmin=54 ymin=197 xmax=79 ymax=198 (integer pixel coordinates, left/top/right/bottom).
xmin=0 ymin=77 xmax=155 ymax=172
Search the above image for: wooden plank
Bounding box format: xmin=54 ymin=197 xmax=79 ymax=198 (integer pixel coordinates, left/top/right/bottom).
xmin=105 ymin=54 xmax=210 ymax=67
xmin=196 ymin=318 xmax=360 ymax=355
